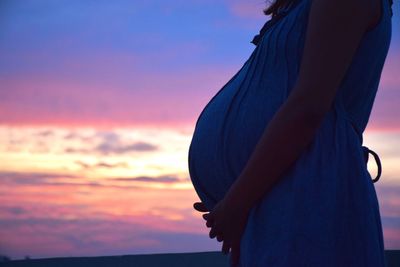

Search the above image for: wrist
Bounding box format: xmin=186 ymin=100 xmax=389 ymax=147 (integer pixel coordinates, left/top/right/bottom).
xmin=223 ymin=180 xmax=254 ymax=213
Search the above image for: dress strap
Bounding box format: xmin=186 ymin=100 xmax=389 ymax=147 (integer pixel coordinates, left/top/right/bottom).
xmin=362 ymin=146 xmax=382 ymax=183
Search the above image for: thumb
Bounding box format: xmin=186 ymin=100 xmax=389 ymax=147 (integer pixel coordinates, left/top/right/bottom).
xmin=193 ymin=202 xmax=209 ymax=212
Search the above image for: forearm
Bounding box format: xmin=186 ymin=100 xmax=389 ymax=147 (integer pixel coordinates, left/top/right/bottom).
xmin=223 ymin=94 xmax=327 ymax=211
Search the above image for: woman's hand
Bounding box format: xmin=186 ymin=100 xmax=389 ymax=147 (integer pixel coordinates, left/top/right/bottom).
xmin=193 ymin=196 xmax=251 ymax=267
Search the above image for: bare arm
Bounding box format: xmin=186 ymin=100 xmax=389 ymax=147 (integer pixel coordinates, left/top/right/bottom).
xmin=224 ymin=0 xmax=375 ymax=211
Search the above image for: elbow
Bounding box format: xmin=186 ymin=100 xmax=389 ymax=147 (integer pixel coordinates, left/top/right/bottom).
xmin=302 ymin=103 xmax=331 ymax=129
xmin=289 ymin=97 xmax=331 ymax=130
xmin=284 ymin=88 xmax=335 ymax=130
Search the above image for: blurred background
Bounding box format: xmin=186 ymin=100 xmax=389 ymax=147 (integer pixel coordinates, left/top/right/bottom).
xmin=0 ymin=0 xmax=399 ymax=260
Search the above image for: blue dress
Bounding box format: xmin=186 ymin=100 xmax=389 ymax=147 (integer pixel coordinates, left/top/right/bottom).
xmin=188 ymin=0 xmax=393 ymax=266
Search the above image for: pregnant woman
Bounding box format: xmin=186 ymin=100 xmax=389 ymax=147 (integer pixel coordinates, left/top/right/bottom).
xmin=188 ymin=0 xmax=393 ymax=266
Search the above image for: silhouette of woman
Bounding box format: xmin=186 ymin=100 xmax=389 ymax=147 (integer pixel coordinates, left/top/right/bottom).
xmin=188 ymin=0 xmax=393 ymax=266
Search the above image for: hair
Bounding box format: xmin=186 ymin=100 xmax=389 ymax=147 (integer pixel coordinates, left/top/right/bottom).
xmin=263 ymin=0 xmax=293 ymax=17
xmin=264 ymin=0 xmax=394 ymax=18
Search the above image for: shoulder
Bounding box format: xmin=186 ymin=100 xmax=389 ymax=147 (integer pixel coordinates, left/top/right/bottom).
xmin=366 ymin=0 xmax=383 ymax=31
xmin=290 ymin=0 xmax=381 ymax=116
xmin=308 ymin=0 xmax=379 ymax=33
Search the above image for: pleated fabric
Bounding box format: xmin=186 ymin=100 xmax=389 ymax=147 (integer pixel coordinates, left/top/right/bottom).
xmin=188 ymin=0 xmax=393 ymax=266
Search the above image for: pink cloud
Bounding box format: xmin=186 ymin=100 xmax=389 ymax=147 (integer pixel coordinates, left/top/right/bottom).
xmin=0 ymin=55 xmax=238 ymax=128
xmin=1 ymin=38 xmax=399 ymax=130
xmin=383 ymin=227 xmax=400 ymax=249
xmin=380 ymin=50 xmax=400 ymax=89
xmin=0 ymin=170 xmax=216 ymax=259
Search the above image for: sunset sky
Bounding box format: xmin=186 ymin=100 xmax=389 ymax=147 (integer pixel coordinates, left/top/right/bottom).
xmin=0 ymin=0 xmax=399 ymax=260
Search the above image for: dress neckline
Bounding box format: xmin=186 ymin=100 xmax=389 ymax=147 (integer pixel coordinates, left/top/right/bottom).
xmin=251 ymin=0 xmax=303 ymax=46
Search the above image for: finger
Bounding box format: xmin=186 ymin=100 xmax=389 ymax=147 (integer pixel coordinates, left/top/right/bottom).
xmin=193 ymin=202 xmax=209 ymax=212
xmin=206 ymin=220 xmax=212 ymax=228
xmin=231 ymin=242 xmax=240 ymax=267
xmin=209 ymin=227 xmax=216 ymax=239
xmin=202 ymin=213 xmax=209 ymax=220
xmin=221 ymin=240 xmax=231 ymax=255
xmin=209 ymin=226 xmax=220 ymax=239
xmin=216 ymin=234 xmax=224 ymax=242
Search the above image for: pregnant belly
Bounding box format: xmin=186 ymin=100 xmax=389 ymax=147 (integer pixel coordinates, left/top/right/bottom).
xmin=188 ymin=73 xmax=283 ymax=211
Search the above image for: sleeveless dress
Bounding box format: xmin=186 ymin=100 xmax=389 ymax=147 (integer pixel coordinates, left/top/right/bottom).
xmin=187 ymin=0 xmax=393 ymax=266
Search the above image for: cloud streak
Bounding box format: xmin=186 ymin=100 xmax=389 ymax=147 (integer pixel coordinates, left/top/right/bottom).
xmin=0 ymin=170 xmax=189 ymax=189
xmin=65 ymin=141 xmax=158 ymax=155
xmin=111 ymin=175 xmax=186 ymax=184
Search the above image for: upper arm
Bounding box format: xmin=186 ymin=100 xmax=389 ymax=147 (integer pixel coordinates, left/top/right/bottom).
xmin=288 ymin=0 xmax=374 ymax=117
